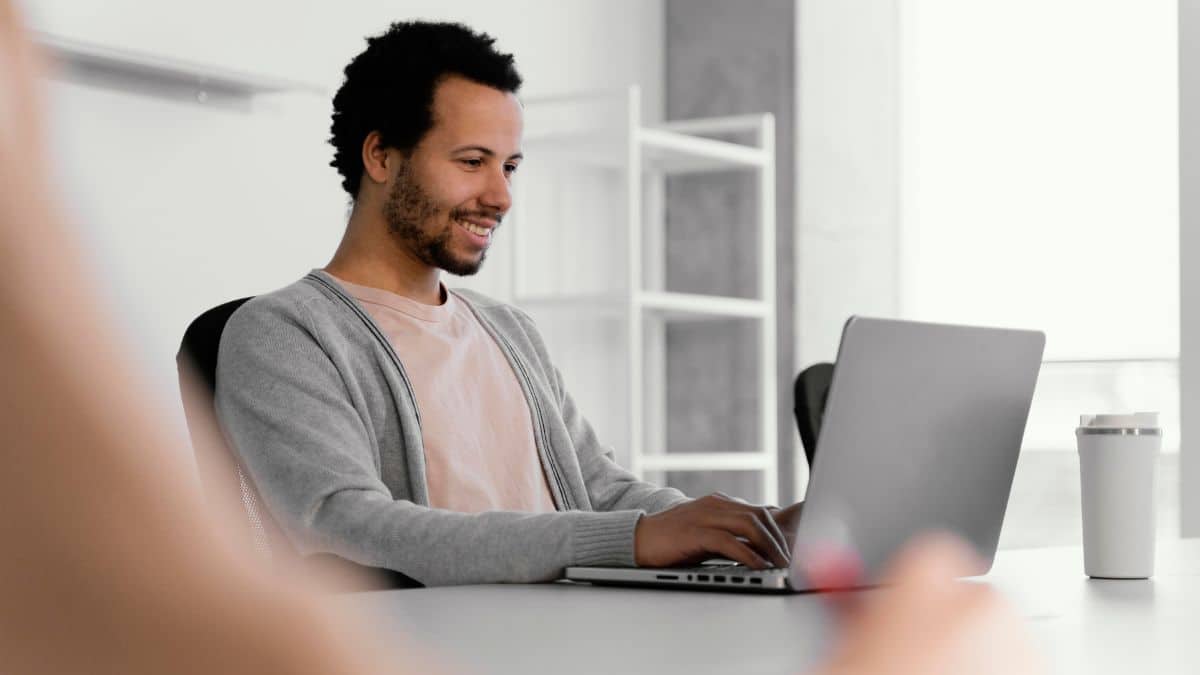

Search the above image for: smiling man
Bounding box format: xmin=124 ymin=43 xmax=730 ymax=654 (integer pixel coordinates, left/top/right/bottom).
xmin=215 ymin=21 xmax=803 ymax=587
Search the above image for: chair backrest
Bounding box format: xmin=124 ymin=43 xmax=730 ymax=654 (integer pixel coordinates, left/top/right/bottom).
xmin=793 ymin=361 xmax=835 ymax=471
xmin=176 ymin=297 xmax=287 ymax=559
xmin=177 ymin=297 xmax=418 ymax=590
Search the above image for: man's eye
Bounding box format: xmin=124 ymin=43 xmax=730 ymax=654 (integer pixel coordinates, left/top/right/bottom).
xmin=504 ymin=163 xmax=519 ymax=174
xmin=461 ymin=158 xmax=483 ymax=168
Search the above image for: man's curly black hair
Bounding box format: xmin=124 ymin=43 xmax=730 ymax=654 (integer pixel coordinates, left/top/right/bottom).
xmin=328 ymin=21 xmax=523 ymax=198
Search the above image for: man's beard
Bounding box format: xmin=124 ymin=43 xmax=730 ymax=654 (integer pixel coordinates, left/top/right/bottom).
xmin=383 ymin=162 xmax=490 ymax=277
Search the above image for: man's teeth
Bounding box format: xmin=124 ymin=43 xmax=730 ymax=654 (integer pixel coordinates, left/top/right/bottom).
xmin=458 ymin=220 xmax=490 ymax=236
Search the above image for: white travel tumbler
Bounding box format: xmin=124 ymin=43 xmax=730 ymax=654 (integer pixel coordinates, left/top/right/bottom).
xmin=1076 ymin=412 xmax=1161 ymax=579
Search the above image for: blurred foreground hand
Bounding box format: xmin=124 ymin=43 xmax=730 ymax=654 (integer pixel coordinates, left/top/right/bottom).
xmin=808 ymin=534 xmax=1043 ymax=675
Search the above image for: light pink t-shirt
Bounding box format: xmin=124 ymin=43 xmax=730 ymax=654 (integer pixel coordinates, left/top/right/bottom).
xmin=332 ymin=277 xmax=557 ymax=514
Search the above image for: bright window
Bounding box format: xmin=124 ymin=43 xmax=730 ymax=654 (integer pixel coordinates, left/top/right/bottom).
xmin=895 ymin=1 xmax=1179 ymax=546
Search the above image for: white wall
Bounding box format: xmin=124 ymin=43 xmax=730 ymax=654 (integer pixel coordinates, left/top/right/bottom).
xmin=795 ymin=0 xmax=901 ymax=497
xmin=28 ymin=1 xmax=666 ymax=104
xmin=31 ymin=0 xmax=664 ymax=457
xmin=796 ymin=0 xmax=902 ymax=369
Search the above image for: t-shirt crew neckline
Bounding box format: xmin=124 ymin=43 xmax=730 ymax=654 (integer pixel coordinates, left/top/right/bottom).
xmin=324 ymin=272 xmax=455 ymax=324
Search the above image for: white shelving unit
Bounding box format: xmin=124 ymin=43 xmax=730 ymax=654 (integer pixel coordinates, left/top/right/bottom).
xmin=512 ymin=86 xmax=778 ymax=505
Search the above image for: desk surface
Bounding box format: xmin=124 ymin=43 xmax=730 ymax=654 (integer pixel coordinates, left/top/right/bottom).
xmin=347 ymin=539 xmax=1200 ymax=675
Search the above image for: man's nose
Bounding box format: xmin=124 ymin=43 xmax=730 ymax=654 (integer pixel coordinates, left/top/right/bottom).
xmin=478 ymin=165 xmax=512 ymax=215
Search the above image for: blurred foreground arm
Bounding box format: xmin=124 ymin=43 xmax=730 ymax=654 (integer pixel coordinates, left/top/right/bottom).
xmin=0 ymin=3 xmax=413 ymax=673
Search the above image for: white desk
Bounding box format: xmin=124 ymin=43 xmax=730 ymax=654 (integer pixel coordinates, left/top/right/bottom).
xmin=347 ymin=539 xmax=1200 ymax=675
xmin=985 ymin=539 xmax=1200 ymax=675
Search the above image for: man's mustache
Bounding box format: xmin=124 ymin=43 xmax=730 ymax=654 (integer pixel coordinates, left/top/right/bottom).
xmin=449 ymin=209 xmax=504 ymax=225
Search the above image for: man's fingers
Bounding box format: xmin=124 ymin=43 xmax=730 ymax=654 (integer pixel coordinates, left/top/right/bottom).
xmin=756 ymin=506 xmax=792 ymax=562
xmin=701 ymin=495 xmax=790 ymax=562
xmin=670 ymin=495 xmax=800 ymax=569
xmin=713 ymin=512 xmax=789 ymax=568
xmin=702 ymin=531 xmax=769 ymax=570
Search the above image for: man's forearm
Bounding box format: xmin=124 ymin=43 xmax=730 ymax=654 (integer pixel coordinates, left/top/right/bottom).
xmin=301 ymin=490 xmax=646 ymax=585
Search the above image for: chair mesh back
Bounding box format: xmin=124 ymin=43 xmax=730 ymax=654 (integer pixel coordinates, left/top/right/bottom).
xmin=236 ymin=465 xmax=273 ymax=561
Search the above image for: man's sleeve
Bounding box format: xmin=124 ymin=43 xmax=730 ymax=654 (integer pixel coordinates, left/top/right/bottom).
xmin=214 ymin=299 xmax=643 ymax=586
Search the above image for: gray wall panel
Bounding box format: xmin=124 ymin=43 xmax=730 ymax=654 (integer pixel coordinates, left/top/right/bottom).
xmin=664 ymin=0 xmax=797 ymax=502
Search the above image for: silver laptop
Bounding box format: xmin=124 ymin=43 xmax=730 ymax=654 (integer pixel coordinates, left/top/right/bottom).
xmin=566 ymin=316 xmax=1045 ymax=593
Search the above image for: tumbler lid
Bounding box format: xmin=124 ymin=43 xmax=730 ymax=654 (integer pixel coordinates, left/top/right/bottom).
xmin=1077 ymin=412 xmax=1160 ymax=434
xmin=1079 ymin=412 xmax=1158 ymax=428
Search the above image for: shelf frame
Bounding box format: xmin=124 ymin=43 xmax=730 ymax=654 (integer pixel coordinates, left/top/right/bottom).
xmin=513 ymin=86 xmax=779 ymax=504
xmin=637 ymin=291 xmax=769 ymax=320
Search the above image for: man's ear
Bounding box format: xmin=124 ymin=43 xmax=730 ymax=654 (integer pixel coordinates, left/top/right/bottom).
xmin=360 ymin=131 xmax=393 ymax=185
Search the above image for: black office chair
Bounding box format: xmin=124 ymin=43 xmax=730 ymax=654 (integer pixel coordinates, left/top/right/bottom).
xmin=177 ymin=297 xmax=415 ymax=590
xmin=793 ymin=362 xmax=834 ymax=471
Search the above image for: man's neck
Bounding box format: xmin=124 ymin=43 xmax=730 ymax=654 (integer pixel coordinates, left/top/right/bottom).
xmin=324 ymin=207 xmax=444 ymax=306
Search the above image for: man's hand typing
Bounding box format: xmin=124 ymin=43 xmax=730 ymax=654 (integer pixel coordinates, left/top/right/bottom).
xmin=633 ymin=493 xmax=792 ymax=569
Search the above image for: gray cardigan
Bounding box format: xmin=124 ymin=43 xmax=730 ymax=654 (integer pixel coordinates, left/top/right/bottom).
xmin=214 ymin=270 xmax=688 ymax=586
